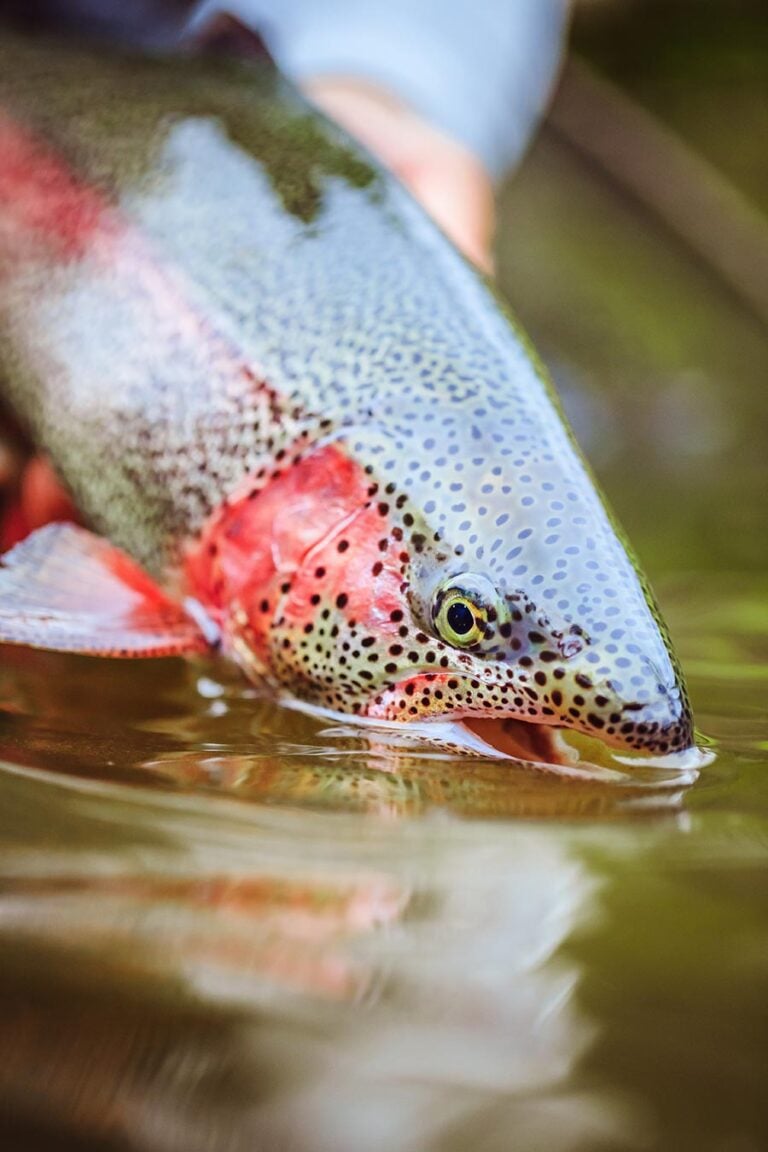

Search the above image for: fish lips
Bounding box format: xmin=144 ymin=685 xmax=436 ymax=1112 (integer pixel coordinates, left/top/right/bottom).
xmin=366 ymin=666 xmax=696 ymax=770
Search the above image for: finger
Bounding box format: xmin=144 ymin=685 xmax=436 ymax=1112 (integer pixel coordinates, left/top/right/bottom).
xmin=399 ymin=154 xmax=495 ymax=274
xmin=303 ymin=77 xmax=495 ymax=271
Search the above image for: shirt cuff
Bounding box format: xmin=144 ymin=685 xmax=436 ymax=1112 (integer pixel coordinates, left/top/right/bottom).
xmin=198 ymin=0 xmax=569 ymax=180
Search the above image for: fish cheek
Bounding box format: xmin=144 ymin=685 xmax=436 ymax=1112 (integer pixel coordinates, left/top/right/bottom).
xmin=261 ymin=502 xmax=415 ymax=710
xmin=187 ymin=444 xmax=453 ymax=709
xmin=187 ymin=443 xmax=401 ymax=690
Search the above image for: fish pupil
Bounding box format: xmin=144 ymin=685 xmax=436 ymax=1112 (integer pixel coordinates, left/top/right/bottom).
xmin=447 ymin=602 xmax=475 ymax=636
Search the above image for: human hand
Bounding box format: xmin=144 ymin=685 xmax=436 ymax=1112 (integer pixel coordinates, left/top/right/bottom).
xmin=303 ymin=76 xmax=495 ymax=274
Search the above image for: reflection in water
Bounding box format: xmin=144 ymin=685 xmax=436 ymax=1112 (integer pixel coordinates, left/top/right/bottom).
xmin=0 ymin=752 xmax=635 ymax=1152
xmin=0 ymin=646 xmax=698 ymax=822
xmin=2 ymin=579 xmax=765 ymax=1151
xmin=0 ymin=646 xmax=687 ymax=1148
xmin=0 ymin=632 xmax=707 ymax=1150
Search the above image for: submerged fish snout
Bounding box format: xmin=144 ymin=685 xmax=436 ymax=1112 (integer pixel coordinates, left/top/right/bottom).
xmin=615 ymin=687 xmax=694 ymax=754
xmin=551 ymin=652 xmax=694 ymax=755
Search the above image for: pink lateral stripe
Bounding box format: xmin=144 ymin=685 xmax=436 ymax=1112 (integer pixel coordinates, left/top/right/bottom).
xmin=0 ymin=112 xmax=119 ymax=259
xmin=0 ymin=111 xmax=295 ymax=479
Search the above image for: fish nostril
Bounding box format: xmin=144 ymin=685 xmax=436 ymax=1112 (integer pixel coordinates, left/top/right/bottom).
xmin=558 ymin=635 xmax=585 ymax=659
xmin=623 ymin=701 xmax=644 ymax=712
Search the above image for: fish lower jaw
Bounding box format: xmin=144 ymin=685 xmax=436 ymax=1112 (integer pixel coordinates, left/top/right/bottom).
xmin=277 ymin=694 xmax=710 ymax=780
xmin=462 ymin=715 xmax=712 ymax=777
xmin=362 ymin=679 xmax=700 ymax=770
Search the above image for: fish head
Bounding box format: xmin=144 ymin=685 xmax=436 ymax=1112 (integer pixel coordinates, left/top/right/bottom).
xmin=387 ymin=547 xmax=693 ymax=761
xmin=348 ymin=414 xmax=694 ymax=761
xmin=196 ymin=413 xmax=693 ymax=766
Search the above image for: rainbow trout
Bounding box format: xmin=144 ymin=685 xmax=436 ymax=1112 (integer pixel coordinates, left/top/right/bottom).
xmin=0 ymin=21 xmax=695 ymax=764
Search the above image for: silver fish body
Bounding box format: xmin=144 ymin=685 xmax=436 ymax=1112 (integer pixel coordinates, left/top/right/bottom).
xmin=0 ymin=27 xmax=693 ymax=756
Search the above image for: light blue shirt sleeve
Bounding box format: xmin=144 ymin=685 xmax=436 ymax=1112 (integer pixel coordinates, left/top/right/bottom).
xmin=195 ymin=0 xmax=570 ymax=180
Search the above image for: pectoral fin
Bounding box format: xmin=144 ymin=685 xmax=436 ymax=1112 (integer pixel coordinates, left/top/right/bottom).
xmin=0 ymin=524 xmax=210 ymax=657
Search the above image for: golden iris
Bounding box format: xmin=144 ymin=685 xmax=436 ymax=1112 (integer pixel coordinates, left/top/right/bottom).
xmin=434 ymin=587 xmax=488 ymax=647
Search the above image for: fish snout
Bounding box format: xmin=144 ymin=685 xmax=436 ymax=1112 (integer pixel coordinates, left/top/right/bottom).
xmin=612 ymin=687 xmax=694 ymax=755
xmin=552 ymin=653 xmax=694 ymax=755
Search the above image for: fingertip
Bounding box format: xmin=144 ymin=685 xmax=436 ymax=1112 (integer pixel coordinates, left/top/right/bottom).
xmin=406 ymin=160 xmax=495 ymax=274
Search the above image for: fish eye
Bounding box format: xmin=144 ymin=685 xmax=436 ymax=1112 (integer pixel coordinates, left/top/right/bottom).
xmin=446 ymin=600 xmax=475 ymax=636
xmin=432 ymin=574 xmax=501 ymax=648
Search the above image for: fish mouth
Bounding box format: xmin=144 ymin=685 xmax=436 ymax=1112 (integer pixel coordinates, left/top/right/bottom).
xmin=461 ymin=717 xmax=573 ymax=766
xmin=459 ymin=716 xmax=710 ymax=775
xmin=280 ymin=695 xmax=711 ymax=781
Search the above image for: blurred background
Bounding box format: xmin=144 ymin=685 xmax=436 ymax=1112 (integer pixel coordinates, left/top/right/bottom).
xmin=500 ymin=0 xmax=767 ymax=579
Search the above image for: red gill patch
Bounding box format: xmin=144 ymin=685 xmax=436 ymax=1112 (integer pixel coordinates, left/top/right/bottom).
xmin=186 ymin=442 xmax=408 ymax=660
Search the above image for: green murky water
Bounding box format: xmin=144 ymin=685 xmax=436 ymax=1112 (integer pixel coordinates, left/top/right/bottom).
xmin=1 ymin=7 xmax=767 ymax=1150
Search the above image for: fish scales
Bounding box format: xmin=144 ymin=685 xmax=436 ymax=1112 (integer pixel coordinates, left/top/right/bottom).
xmin=0 ymin=25 xmax=693 ymax=757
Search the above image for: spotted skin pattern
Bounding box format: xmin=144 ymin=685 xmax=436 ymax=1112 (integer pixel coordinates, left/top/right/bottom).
xmin=0 ymin=29 xmax=693 ymax=756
